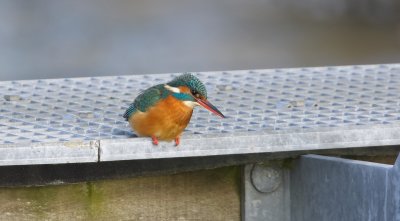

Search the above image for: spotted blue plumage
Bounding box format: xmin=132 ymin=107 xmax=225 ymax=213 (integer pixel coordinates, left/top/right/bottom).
xmin=168 ymin=73 xmax=207 ymax=99
xmin=123 ymin=84 xmax=167 ymax=121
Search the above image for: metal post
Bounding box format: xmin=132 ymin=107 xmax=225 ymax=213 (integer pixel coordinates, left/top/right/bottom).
xmin=242 ymin=162 xmax=290 ymax=221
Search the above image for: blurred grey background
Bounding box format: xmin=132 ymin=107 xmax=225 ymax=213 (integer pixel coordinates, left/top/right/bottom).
xmin=1 ymin=0 xmax=400 ymax=81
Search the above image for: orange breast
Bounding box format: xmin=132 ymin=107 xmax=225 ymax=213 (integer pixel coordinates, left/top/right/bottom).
xmin=129 ymin=95 xmax=193 ymax=141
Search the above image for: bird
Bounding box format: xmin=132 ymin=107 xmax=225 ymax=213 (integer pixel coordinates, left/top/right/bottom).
xmin=123 ymin=73 xmax=225 ymax=146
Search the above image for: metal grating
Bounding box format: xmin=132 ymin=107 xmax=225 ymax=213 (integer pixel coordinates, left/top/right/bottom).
xmin=1 ymin=64 xmax=400 ymax=145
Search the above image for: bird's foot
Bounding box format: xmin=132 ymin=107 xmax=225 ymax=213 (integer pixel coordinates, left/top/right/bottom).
xmin=175 ymin=137 xmax=180 ymax=147
xmin=151 ymin=136 xmax=159 ymax=145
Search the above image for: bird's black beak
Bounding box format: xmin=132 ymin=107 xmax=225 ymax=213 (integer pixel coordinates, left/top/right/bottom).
xmin=195 ymin=98 xmax=225 ymax=118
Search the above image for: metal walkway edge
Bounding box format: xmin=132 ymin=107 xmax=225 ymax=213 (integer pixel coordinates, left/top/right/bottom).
xmin=1 ymin=64 xmax=400 ymax=166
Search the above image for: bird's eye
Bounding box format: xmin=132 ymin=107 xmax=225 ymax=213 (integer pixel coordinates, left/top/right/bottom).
xmin=191 ymin=90 xmax=200 ymax=98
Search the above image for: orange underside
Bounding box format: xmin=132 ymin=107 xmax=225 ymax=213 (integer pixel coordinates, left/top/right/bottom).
xmin=128 ymin=95 xmax=193 ymax=141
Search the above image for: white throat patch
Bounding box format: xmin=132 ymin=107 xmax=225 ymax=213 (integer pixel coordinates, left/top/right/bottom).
xmin=183 ymin=101 xmax=199 ymax=108
xmin=164 ymin=84 xmax=180 ymax=93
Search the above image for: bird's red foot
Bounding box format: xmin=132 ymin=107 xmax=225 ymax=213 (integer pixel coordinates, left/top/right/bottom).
xmin=151 ymin=136 xmax=159 ymax=145
xmin=175 ymin=137 xmax=180 ymax=146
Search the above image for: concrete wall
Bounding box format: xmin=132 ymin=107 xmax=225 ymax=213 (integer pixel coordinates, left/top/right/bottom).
xmin=0 ymin=167 xmax=240 ymax=221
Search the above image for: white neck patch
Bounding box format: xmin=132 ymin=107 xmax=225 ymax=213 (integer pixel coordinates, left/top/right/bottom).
xmin=183 ymin=101 xmax=199 ymax=108
xmin=164 ymin=84 xmax=180 ymax=93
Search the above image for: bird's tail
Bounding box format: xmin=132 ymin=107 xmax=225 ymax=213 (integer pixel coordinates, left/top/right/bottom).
xmin=123 ymin=104 xmax=136 ymax=121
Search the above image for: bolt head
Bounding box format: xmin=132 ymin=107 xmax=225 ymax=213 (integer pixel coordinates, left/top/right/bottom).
xmin=251 ymin=164 xmax=282 ymax=193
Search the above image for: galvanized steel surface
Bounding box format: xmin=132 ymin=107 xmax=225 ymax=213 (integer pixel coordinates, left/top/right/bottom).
xmin=1 ymin=64 xmax=400 ymax=164
xmin=243 ymin=155 xmax=399 ymax=221
xmin=242 ymin=164 xmax=290 ymax=221
xmin=290 ymin=155 xmax=398 ymax=221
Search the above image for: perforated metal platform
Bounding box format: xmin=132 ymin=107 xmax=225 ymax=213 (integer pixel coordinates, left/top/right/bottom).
xmin=1 ymin=64 xmax=400 ymax=165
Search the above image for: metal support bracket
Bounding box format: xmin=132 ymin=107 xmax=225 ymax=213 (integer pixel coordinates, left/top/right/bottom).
xmin=243 ymin=154 xmax=400 ymax=221
xmin=242 ymin=162 xmax=290 ymax=221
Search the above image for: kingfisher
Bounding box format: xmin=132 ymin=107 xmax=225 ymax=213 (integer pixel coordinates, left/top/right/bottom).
xmin=123 ymin=73 xmax=225 ymax=146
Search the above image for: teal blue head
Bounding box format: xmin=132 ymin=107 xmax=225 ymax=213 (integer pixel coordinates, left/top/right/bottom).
xmin=168 ymin=73 xmax=207 ymax=99
xmin=166 ymin=73 xmax=225 ymax=118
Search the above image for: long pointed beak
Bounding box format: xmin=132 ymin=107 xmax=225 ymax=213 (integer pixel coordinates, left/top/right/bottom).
xmin=195 ymin=98 xmax=225 ymax=118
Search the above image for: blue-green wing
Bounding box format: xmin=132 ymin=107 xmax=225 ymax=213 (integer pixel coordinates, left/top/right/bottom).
xmin=123 ymin=84 xmax=164 ymax=120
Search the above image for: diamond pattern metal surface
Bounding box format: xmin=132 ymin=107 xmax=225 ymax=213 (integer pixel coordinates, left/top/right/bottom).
xmin=1 ymin=64 xmax=399 ymax=145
